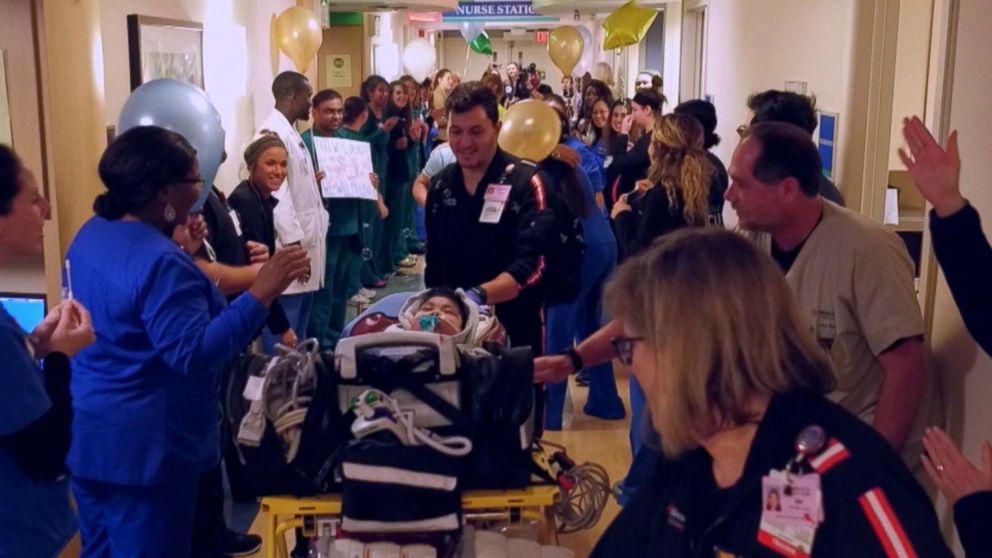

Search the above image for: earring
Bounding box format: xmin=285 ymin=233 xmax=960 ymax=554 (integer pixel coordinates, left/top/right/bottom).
xmin=164 ymin=204 xmax=177 ymax=223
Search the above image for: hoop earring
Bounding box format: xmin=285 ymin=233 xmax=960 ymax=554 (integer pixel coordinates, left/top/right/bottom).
xmin=164 ymin=204 xmax=177 ymax=223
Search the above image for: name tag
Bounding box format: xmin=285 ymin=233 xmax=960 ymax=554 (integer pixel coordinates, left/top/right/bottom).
xmin=479 ymin=184 xmax=511 ymax=224
xmin=229 ymin=209 xmax=243 ymax=237
xmin=758 ymin=471 xmax=823 ymax=557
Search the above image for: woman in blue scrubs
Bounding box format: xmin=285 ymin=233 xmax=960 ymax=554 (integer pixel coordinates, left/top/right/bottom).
xmin=542 ymin=95 xmax=625 ymax=430
xmin=0 ymin=145 xmax=95 ymax=558
xmin=65 ymin=126 xmax=310 ymax=558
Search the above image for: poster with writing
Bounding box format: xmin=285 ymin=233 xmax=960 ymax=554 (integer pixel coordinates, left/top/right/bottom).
xmin=312 ymin=137 xmax=377 ymax=200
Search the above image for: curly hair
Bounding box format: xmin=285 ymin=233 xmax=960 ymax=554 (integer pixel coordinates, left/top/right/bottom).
xmin=646 ymin=113 xmax=712 ymax=226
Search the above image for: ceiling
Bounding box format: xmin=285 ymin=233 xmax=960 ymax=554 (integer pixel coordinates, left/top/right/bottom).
xmin=531 ymin=0 xmax=669 ymax=15
xmin=327 ymin=0 xmax=460 ymax=14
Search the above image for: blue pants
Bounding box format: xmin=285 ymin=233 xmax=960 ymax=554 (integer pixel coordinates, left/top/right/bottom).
xmin=544 ymin=240 xmax=624 ymax=430
xmin=73 ymin=476 xmax=198 ymax=558
xmin=263 ymin=291 xmax=314 ymax=353
xmin=616 ymin=375 xmax=662 ymax=505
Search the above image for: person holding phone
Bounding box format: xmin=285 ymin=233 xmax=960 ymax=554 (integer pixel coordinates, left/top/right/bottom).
xmin=1 ymin=144 xmax=95 ymax=558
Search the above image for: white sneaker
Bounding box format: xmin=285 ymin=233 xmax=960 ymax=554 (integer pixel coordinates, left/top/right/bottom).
xmin=359 ymin=288 xmax=376 ymax=299
xmin=349 ymin=293 xmax=371 ymax=305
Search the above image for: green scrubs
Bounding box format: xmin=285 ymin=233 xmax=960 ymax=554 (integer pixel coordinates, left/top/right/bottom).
xmin=303 ymin=128 xmax=363 ymax=348
xmin=358 ymin=109 xmax=391 ymax=282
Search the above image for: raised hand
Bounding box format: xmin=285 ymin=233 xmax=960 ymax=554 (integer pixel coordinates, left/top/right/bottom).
xmin=173 ymin=214 xmax=208 ymax=254
xmin=898 ymin=116 xmax=965 ymax=217
xmin=248 ymin=246 xmax=311 ymax=306
xmin=922 ymin=426 xmax=992 ymax=506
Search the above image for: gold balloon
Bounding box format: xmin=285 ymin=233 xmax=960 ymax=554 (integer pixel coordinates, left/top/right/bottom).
xmin=275 ymin=7 xmax=323 ymax=73
xmin=547 ymin=26 xmax=584 ymax=76
xmin=498 ymin=100 xmax=561 ymax=162
xmin=602 ymin=0 xmax=658 ymax=50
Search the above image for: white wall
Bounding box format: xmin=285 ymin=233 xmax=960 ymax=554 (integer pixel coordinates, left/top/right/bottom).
xmin=99 ymin=0 xmax=297 ymax=193
xmin=700 ymin=0 xmax=854 ymax=169
xmin=927 ymin=0 xmax=992 ymax=553
xmin=889 ymin=0 xmax=933 ymax=169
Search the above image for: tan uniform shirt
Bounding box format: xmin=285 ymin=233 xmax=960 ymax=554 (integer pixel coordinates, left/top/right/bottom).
xmin=746 ymin=201 xmax=939 ymax=466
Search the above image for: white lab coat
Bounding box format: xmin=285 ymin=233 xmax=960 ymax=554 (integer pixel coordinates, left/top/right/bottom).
xmin=257 ymin=109 xmax=329 ymax=294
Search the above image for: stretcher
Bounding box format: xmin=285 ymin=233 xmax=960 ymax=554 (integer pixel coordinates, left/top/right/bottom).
xmin=260 ymin=485 xmax=559 ymax=558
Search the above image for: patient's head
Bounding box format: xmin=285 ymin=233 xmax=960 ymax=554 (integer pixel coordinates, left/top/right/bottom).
xmin=410 ymin=287 xmax=469 ymax=335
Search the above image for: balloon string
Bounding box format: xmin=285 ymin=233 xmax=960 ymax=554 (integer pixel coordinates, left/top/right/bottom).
xmin=465 ymin=44 xmax=470 ymax=76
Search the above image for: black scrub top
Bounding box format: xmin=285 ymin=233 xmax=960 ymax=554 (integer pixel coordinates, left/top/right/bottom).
xmin=424 ymin=149 xmax=557 ymax=355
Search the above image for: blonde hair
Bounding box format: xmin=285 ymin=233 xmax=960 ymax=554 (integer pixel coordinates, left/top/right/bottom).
xmin=605 ymin=229 xmax=835 ymax=458
xmin=646 ymin=113 xmax=712 ymax=226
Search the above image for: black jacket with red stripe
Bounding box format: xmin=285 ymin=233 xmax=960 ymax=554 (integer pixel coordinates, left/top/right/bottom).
xmin=424 ymin=149 xmax=558 ymax=354
xmin=591 ymin=389 xmax=953 ymax=558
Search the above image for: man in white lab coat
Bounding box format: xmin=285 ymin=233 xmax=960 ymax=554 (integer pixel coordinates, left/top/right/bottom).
xmin=257 ymin=71 xmax=329 ymax=349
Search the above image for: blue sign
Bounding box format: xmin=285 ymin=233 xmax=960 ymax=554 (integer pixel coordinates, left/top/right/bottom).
xmin=818 ymin=112 xmax=838 ymax=179
xmin=443 ymin=1 xmax=559 ymax=22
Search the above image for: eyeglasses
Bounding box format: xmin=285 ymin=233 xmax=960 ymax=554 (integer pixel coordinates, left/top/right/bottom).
xmin=736 ymin=124 xmax=748 ymax=138
xmin=611 ymin=335 xmax=644 ymax=366
xmin=177 ymin=176 xmax=205 ymax=186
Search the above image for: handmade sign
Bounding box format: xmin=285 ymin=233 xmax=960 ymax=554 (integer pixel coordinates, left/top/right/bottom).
xmin=312 ymin=137 xmax=377 ymax=200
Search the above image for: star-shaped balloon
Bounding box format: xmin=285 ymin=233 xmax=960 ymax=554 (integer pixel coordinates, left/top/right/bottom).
xmin=602 ymin=0 xmax=659 ymax=50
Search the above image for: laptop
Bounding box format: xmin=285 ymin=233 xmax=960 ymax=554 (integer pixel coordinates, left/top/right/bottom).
xmin=0 ymin=293 xmax=47 ymax=333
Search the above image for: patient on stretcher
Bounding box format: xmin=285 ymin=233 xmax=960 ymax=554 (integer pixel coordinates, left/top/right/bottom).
xmin=368 ymin=287 xmax=505 ymax=348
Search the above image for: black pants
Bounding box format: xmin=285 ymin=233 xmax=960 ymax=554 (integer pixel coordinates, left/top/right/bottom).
xmin=190 ymin=462 xmax=225 ymax=558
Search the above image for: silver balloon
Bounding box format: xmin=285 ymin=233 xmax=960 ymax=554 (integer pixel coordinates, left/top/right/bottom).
xmin=459 ymin=21 xmax=485 ymax=43
xmin=117 ymin=79 xmax=225 ymax=210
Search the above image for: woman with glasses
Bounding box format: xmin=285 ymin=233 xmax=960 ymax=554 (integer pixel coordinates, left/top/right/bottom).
xmin=590 ymin=229 xmax=951 ymax=557
xmin=64 ymin=126 xmax=310 ymax=557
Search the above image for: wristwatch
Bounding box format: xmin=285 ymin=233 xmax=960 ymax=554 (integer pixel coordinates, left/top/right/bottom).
xmin=468 ymin=285 xmax=488 ymax=305
xmin=561 ymin=346 xmax=584 ymax=374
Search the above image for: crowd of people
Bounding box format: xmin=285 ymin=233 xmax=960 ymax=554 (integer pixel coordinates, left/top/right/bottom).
xmin=1 ymin=56 xmax=991 ymax=558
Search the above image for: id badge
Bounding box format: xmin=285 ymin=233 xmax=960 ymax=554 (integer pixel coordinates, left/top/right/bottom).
xmin=758 ymin=471 xmax=823 ymax=557
xmin=229 ymin=209 xmax=243 ymax=237
xmin=479 ymin=184 xmax=512 ymax=224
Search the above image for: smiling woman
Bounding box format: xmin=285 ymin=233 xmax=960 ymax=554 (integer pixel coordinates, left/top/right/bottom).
xmin=0 ymin=144 xmax=93 ymax=558
xmin=63 ymin=126 xmax=309 ymax=556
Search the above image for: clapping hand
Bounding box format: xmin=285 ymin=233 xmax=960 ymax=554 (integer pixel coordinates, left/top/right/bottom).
xmin=898 ymin=116 xmax=965 ymax=217
xmin=611 ymin=193 xmax=631 ymax=219
xmin=383 ymin=117 xmax=400 ymax=132
xmin=922 ymin=427 xmax=992 ymax=506
xmin=246 ymin=241 xmax=270 ymax=264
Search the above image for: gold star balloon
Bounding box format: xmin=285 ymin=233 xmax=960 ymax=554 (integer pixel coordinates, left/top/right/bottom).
xmin=602 ymin=0 xmax=659 ymax=50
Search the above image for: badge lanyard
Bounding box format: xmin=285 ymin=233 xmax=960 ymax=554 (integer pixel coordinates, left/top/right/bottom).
xmin=478 ymin=164 xmax=515 ymax=225
xmin=757 ymin=426 xmax=827 ymax=558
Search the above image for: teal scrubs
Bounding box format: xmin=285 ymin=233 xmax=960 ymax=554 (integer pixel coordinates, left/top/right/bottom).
xmin=303 ymin=128 xmax=363 ymax=348
xmin=359 ymin=109 xmax=391 ymax=281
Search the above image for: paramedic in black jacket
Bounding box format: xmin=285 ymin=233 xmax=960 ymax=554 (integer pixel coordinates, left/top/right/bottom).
xmin=899 ymin=115 xmax=992 ymax=558
xmin=424 ymin=82 xmax=559 ymax=357
xmin=592 ymin=228 xmax=952 ymax=558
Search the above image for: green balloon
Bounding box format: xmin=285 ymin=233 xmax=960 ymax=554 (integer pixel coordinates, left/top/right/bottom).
xmin=469 ymin=31 xmax=493 ymax=55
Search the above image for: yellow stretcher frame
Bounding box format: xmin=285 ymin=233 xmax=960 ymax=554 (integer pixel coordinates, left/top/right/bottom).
xmin=261 ymin=485 xmax=560 ymax=558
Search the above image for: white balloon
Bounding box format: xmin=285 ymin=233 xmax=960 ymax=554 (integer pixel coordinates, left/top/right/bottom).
xmin=460 ymin=21 xmax=485 ymax=43
xmin=402 ymin=38 xmax=437 ymax=82
xmin=574 ymin=25 xmax=595 ymax=77
xmin=576 ymin=25 xmax=593 ymax=50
